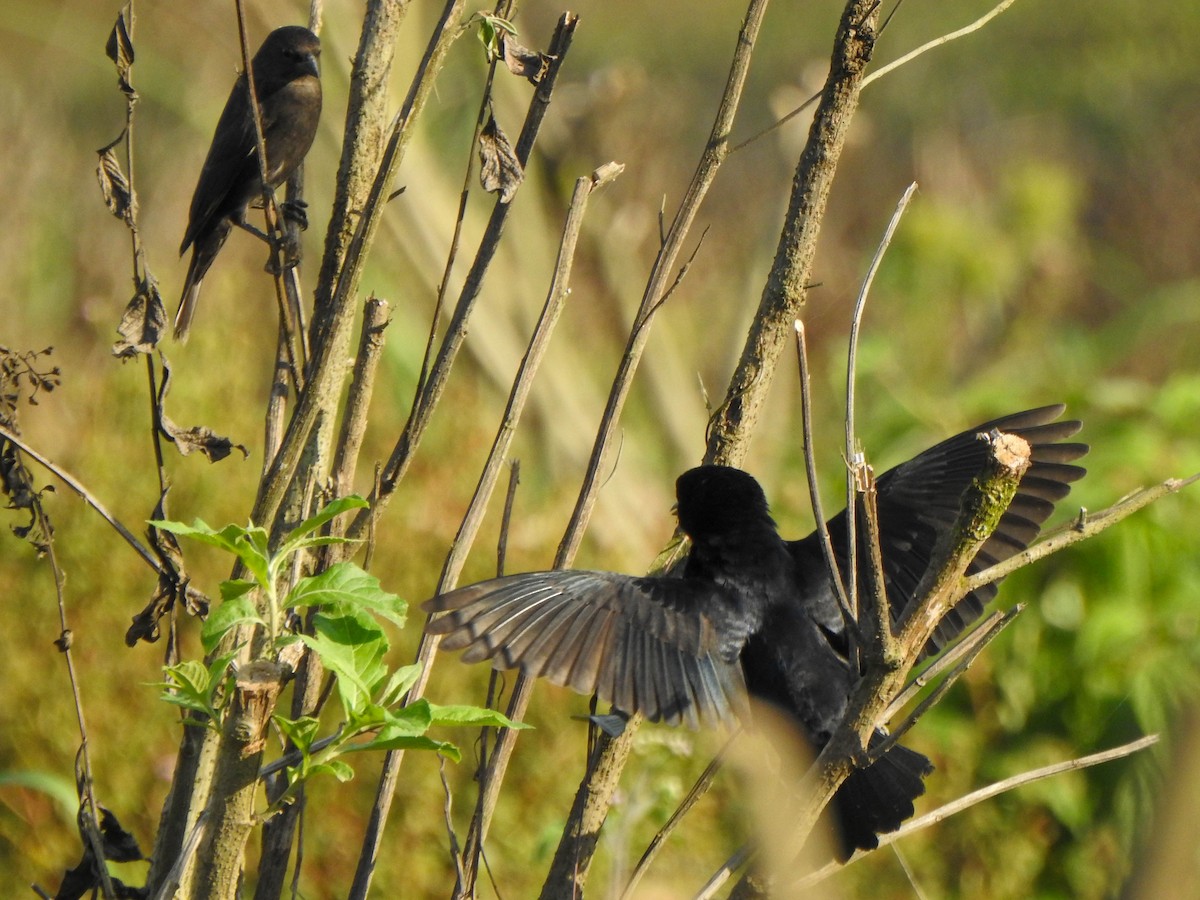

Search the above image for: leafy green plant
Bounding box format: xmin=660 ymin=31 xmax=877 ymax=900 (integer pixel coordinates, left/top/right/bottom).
xmin=152 ymin=496 xmax=526 ymax=806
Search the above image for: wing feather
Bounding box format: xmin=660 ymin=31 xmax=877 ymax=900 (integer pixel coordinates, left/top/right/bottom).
xmin=791 ymin=405 xmax=1088 ymax=655
xmin=424 ymin=570 xmax=744 ymax=728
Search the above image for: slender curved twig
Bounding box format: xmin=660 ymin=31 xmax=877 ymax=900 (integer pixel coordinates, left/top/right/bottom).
xmin=0 ymin=424 xmax=160 ymax=572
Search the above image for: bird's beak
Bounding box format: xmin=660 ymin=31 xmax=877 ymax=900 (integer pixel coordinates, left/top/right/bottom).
xmin=303 ymin=53 xmax=320 ymax=80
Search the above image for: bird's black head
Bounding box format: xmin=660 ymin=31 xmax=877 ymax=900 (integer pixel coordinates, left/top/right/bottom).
xmin=252 ymin=26 xmax=321 ymax=91
xmin=674 ymin=465 xmax=775 ymax=540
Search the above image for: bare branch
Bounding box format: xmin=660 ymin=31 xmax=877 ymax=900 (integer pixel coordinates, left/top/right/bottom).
xmin=343 ymin=13 xmax=579 ymax=546
xmin=843 ymin=182 xmax=918 ymax=626
xmin=878 ymin=605 xmax=1022 ymax=753
xmin=737 ymin=0 xmax=1021 ymax=153
xmin=883 ymin=606 xmax=1017 ymax=721
xmin=965 ymin=475 xmax=1199 ymax=593
xmin=330 ymin=297 xmax=391 ymax=500
xmin=704 ymin=0 xmax=880 ymax=467
xmin=794 ymin=734 xmax=1160 ymax=888
xmin=541 ymin=3 xmax=774 ymax=893
xmin=794 ymin=321 xmax=852 ymax=629
xmin=861 ymin=0 xmax=1021 ymax=90
xmin=0 ymin=424 xmax=160 ymax=573
xmin=621 ymin=730 xmax=741 ymax=900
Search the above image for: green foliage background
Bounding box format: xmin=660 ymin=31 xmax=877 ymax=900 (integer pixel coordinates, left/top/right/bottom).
xmin=1 ymin=0 xmax=1198 ymax=897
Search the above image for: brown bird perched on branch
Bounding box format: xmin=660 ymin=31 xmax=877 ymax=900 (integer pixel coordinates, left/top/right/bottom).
xmin=175 ymin=25 xmax=322 ymax=340
xmin=424 ymin=406 xmax=1088 ymax=858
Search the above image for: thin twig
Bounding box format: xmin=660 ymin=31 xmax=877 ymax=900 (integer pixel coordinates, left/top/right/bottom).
xmin=289 ymin=793 xmax=307 ymax=900
xmin=793 ymin=734 xmax=1160 ymax=888
xmin=341 ymin=13 xmax=577 ymax=549
xmin=496 ymin=460 xmax=520 ymax=577
xmin=843 ymin=182 xmax=918 ymax=625
xmin=964 ymin=475 xmax=1200 ymax=593
xmin=438 ymin=756 xmax=467 ymax=889
xmin=0 ymin=424 xmax=160 ymax=572
xmin=883 ymin=607 xmax=1009 ymax=720
xmin=860 ymin=0 xmax=1020 ymax=90
xmin=732 ymin=0 xmax=1020 ymax=155
xmin=694 ymin=843 xmax=754 ymax=900
xmin=421 ymin=164 xmax=622 ymax=894
xmin=876 ymin=605 xmax=1022 ymax=754
xmin=794 ymin=320 xmax=852 ymax=629
xmin=47 ymin=533 xmax=116 ymax=900
xmin=150 ymin=811 xmax=210 ymax=900
xmin=233 ymin=0 xmax=304 ymax=394
xmin=460 ymin=462 xmax=521 ymax=893
xmin=330 ymin=297 xmax=390 ymax=501
xmin=621 ymin=730 xmax=741 ymax=900
xmin=555 ymin=0 xmax=765 ymax=566
xmin=856 ymin=468 xmax=897 ymax=672
xmin=413 ymin=47 xmax=502 ymax=403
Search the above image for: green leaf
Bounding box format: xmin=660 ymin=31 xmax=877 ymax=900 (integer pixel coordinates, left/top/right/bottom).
xmin=298 ymin=611 xmax=388 ymax=715
xmin=282 ymin=535 xmax=358 ymax=553
xmin=279 ymin=495 xmax=369 ymax=552
xmin=346 ymin=702 xmax=389 ymax=736
xmin=286 ymin=562 xmax=407 ymax=628
xmin=219 ymin=579 xmax=257 ymax=603
xmin=273 ymin=715 xmax=321 ymax=753
xmin=473 ymin=13 xmax=517 ymax=61
xmin=378 ymin=664 xmax=423 ymax=708
xmin=150 ymin=518 xmax=271 ymax=587
xmin=309 ymin=759 xmax=355 ymax=783
xmin=381 ymin=698 xmax=434 ymax=736
xmin=351 ymin=734 xmax=460 ymax=761
xmin=158 ymin=660 xmax=221 ymax=724
xmin=201 ymin=595 xmax=264 ymax=654
xmin=161 ymin=659 xmax=209 ymax=698
xmin=427 ymin=702 xmax=530 ymax=730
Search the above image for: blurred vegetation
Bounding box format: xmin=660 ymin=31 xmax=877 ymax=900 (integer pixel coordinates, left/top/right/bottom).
xmin=1 ymin=0 xmax=1198 ymax=897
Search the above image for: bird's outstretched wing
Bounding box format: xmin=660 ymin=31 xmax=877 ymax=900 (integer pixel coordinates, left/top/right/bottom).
xmin=424 ymin=570 xmax=749 ymax=729
xmin=791 ymin=404 xmax=1088 ymax=654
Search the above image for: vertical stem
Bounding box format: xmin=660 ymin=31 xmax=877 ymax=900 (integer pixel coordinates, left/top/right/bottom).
xmin=704 ymin=0 xmax=879 ymax=467
xmin=187 ymin=662 xmax=284 ymax=900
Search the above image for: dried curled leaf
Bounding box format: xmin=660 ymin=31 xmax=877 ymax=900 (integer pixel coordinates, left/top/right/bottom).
xmin=478 ymin=114 xmax=523 ymax=204
xmin=112 ymin=275 xmax=166 ymax=357
xmin=499 ymin=32 xmax=551 ymax=84
xmin=159 ymin=415 xmax=248 ymax=463
xmin=126 ymin=494 xmax=210 ymax=646
xmin=96 ymin=132 xmax=136 ymax=225
xmin=54 ymin=807 xmax=145 ymax=899
xmin=1 ymin=346 xmax=59 ymax=551
xmin=151 ymin=357 xmax=248 ymax=462
xmin=124 ymin=576 xmax=175 ymax=645
xmin=105 ymin=3 xmax=137 ymax=99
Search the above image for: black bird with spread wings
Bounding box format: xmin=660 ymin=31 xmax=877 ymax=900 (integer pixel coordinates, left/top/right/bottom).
xmin=176 ymin=26 xmax=322 ymax=340
xmin=424 ymin=406 xmax=1087 ymax=856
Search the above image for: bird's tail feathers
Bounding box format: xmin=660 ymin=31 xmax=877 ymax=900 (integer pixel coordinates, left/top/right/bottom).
xmin=174 ymin=264 xmax=202 ymax=341
xmin=175 ymin=218 xmax=232 ymax=341
xmin=829 ymin=740 xmax=932 ymax=861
